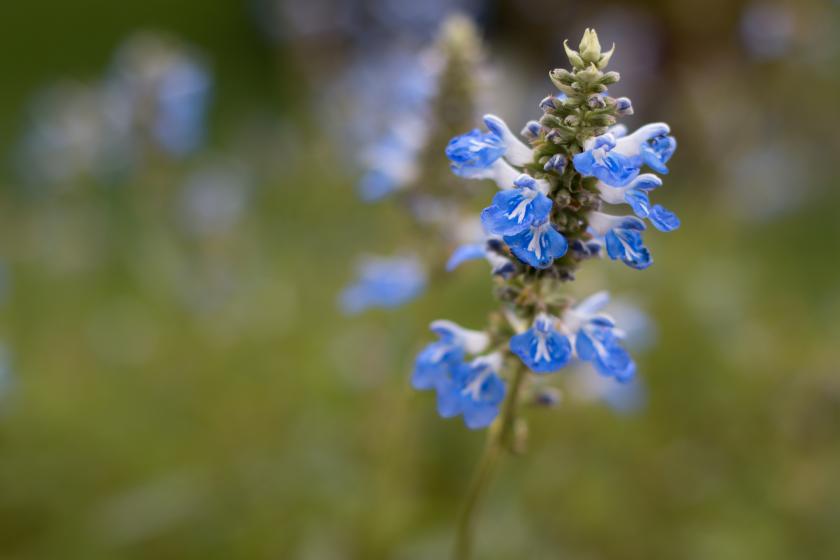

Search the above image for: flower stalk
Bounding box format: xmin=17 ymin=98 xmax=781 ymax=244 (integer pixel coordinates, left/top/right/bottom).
xmin=411 ymin=28 xmax=681 ymax=556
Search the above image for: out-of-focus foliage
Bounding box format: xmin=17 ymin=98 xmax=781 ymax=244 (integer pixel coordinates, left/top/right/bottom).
xmin=0 ymin=1 xmax=838 ymax=559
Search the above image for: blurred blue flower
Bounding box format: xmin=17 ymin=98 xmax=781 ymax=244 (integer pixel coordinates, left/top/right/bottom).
xmin=438 ymin=355 xmax=506 ymax=429
xmin=565 ymin=292 xmax=635 ymax=382
xmin=510 ymin=314 xmax=573 ymax=373
xmin=412 ymin=320 xmax=489 ymax=390
xmin=340 ymin=255 xmax=426 ymax=314
xmin=108 ymin=33 xmax=212 ymax=157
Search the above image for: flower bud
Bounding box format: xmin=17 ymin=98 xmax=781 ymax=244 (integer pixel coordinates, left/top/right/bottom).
xmin=563 ymin=40 xmax=584 ymax=69
xmin=587 ymin=94 xmax=606 ymax=109
xmin=615 ymin=96 xmax=634 ymax=115
xmin=597 ymin=44 xmax=616 ymax=69
xmin=579 ymin=28 xmax=602 ymax=64
xmin=600 ymin=71 xmax=621 ymax=85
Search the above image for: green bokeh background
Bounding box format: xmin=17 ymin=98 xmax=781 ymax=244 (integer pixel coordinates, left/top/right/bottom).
xmin=1 ymin=1 xmax=839 ymax=558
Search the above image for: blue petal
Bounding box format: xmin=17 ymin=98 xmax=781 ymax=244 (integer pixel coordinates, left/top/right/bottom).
xmin=624 ymin=188 xmax=651 ymax=218
xmin=575 ymin=326 xmax=636 ymax=382
xmin=504 ymin=224 xmax=568 ymax=269
xmin=649 ymin=204 xmax=681 ymax=232
xmin=446 ymin=243 xmax=486 ymax=271
xmin=480 ymin=189 xmax=552 ymax=236
xmin=573 ymin=150 xmax=639 ymax=187
xmin=510 ymin=328 xmax=572 ymax=373
xmin=640 ymin=145 xmax=669 ymax=174
xmin=358 ymin=169 xmax=397 ymax=202
xmin=445 ymin=129 xmax=506 ymax=177
xmin=460 ymin=372 xmax=505 ymax=429
xmin=604 ymin=230 xmax=652 ymax=270
xmin=412 ymin=341 xmax=461 ymax=390
xmin=436 ymin=381 xmax=463 ymax=418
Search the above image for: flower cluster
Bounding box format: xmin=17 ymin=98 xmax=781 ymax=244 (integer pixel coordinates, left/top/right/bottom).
xmin=17 ymin=33 xmax=211 ymax=186
xmin=341 ymin=16 xmax=485 ymax=314
xmin=413 ymin=29 xmax=680 ymax=429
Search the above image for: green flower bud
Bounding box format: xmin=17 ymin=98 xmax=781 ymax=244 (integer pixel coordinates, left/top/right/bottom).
xmin=563 ymin=40 xmax=584 ymax=69
xmin=596 ymin=44 xmax=616 ymax=69
xmin=600 ymin=71 xmax=621 ymax=85
xmin=579 ymin=28 xmax=602 ymax=64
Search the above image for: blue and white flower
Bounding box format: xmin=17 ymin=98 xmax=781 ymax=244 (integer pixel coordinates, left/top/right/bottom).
xmin=446 ymin=114 xmax=533 ymax=188
xmin=574 ymin=123 xmax=676 ymax=186
xmin=340 ymin=255 xmax=426 ymax=314
xmin=412 ymin=320 xmax=490 ymax=391
xmin=596 ymin=173 xmax=681 ymax=232
xmin=510 ymin=313 xmax=573 ymax=373
xmin=504 ymin=222 xmax=569 ymax=269
xmin=564 ymin=292 xmax=636 ymax=382
xmin=437 ymin=353 xmax=506 ymax=429
xmin=481 ymin=174 xmax=552 ymax=236
xmin=445 ymin=128 xmax=506 ymax=176
xmin=588 ymin=211 xmax=652 ymax=269
xmin=572 ymin=132 xmax=638 ymax=186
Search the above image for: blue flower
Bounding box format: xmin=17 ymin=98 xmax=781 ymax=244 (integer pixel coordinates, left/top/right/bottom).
xmin=481 ymin=174 xmax=552 ymax=236
xmin=572 ymin=133 xmax=640 ymax=187
xmin=445 ymin=128 xmax=506 ymax=177
xmin=153 ymin=58 xmax=212 ymax=156
xmin=610 ymin=123 xmax=675 ymax=174
xmin=504 ymin=222 xmax=569 ymax=269
xmin=588 ymin=212 xmax=652 ymax=269
xmin=437 ymin=355 xmax=506 ymax=429
xmin=574 ymin=123 xmax=676 ymax=186
xmin=565 ymin=292 xmax=636 ymax=382
xmin=510 ymin=314 xmax=573 ymax=373
xmin=340 ymin=255 xmax=426 ymax=314
xmin=596 ymin=174 xmax=681 ymax=233
xmin=575 ymin=319 xmax=636 ymax=382
xmin=412 ymin=320 xmax=489 ymax=391
xmin=445 ymin=114 xmax=533 ymax=188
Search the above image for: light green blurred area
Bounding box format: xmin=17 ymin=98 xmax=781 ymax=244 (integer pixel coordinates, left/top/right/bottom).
xmin=1 ymin=1 xmax=839 ymax=559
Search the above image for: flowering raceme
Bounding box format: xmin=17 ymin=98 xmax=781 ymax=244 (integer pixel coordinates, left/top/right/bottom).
xmin=407 ymin=28 xmax=681 ymax=558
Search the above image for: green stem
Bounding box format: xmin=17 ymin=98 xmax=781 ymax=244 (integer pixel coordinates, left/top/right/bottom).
xmin=453 ymin=363 xmax=527 ymax=560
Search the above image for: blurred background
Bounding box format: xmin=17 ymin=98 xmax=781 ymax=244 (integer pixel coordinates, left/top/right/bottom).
xmin=1 ymin=0 xmax=839 ymax=558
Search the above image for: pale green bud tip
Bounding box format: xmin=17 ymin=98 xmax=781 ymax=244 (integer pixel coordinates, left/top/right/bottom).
xmin=579 ymin=28 xmax=602 ymax=63
xmin=563 ymin=40 xmax=584 ymax=69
